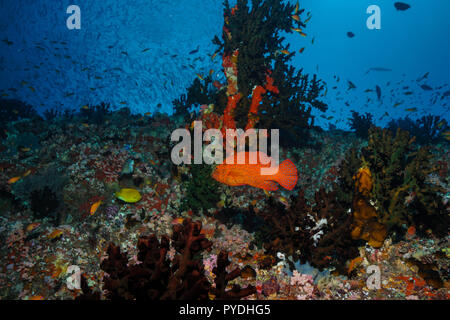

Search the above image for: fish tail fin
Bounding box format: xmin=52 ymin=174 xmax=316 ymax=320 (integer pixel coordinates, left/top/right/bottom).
xmin=276 ymin=159 xmax=298 ymax=190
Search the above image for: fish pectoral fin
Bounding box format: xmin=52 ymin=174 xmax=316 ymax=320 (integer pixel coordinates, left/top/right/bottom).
xmin=256 ymin=180 xmax=279 ymax=191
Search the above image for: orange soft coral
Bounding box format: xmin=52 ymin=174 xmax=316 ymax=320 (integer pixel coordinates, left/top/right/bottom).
xmin=265 ymin=73 xmax=279 ymax=94
xmin=353 ymin=166 xmax=373 ymax=197
xmin=351 ymin=166 xmax=386 ymax=248
xmin=351 ymin=197 xmax=387 ymax=248
xmin=222 ymin=93 xmax=242 ymax=135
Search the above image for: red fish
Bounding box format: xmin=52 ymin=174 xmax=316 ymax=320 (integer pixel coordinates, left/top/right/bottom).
xmin=211 ymin=151 xmax=298 ymax=191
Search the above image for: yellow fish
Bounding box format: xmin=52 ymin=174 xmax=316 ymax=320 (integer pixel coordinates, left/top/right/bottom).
xmin=22 ymin=169 xmax=32 ymax=177
xmin=278 ymin=196 xmax=289 ymax=207
xmin=8 ymin=176 xmax=21 ymax=184
xmin=294 ymin=1 xmax=299 ymax=14
xmin=116 ymin=188 xmax=142 ymax=203
xmin=81 ymin=123 xmax=89 ymax=128
xmin=291 ymin=28 xmax=303 ymax=33
xmin=90 ymin=200 xmax=102 ymax=215
xmin=20 ymin=147 xmax=31 ymax=152
xmin=81 ymin=105 xmax=89 ymax=110
xmin=196 ymin=73 xmax=204 ymax=81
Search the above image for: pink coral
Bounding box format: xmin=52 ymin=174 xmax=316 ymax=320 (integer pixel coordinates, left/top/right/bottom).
xmin=290 ymin=270 xmax=317 ymax=300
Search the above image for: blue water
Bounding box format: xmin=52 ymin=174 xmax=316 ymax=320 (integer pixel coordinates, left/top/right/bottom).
xmin=1 ymin=0 xmax=449 ymax=129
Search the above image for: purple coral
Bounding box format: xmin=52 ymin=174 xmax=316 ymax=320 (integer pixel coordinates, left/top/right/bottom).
xmin=105 ymin=205 xmax=119 ymax=219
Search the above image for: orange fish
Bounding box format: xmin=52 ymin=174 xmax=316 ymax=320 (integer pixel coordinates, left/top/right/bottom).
xmin=211 ymin=151 xmax=298 ymax=191
xmin=280 ymin=49 xmax=290 ymax=55
xmin=7 ymin=176 xmax=21 ymax=184
xmin=291 ymin=14 xmax=300 ymax=22
xmin=299 ymin=47 xmax=305 ymax=53
xmin=48 ymin=229 xmax=63 ymax=239
xmin=347 ymin=257 xmax=363 ymax=275
xmin=26 ymin=222 xmax=41 ymax=232
xmin=171 ymin=217 xmax=184 ymax=225
xmin=407 ymin=226 xmax=416 ymax=236
xmin=28 ymin=295 xmax=45 ymax=300
xmin=90 ymin=200 xmax=102 ymax=215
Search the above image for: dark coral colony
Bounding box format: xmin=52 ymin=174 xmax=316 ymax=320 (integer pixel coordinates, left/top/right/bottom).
xmin=0 ymin=0 xmax=449 ymax=301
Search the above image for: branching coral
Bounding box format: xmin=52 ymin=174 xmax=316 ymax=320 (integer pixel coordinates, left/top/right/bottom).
xmin=255 ymin=188 xmax=359 ymax=272
xmin=211 ymin=250 xmax=256 ymax=299
xmin=100 ymin=218 xmax=211 ymax=300
xmin=174 ymin=0 xmax=326 ymax=148
xmin=77 ymin=219 xmax=256 ymax=300
xmin=348 ymin=111 xmax=374 ymax=139
xmin=364 ymin=127 xmax=448 ymax=235
xmin=387 ymin=115 xmax=448 ymax=145
xmin=217 ymin=0 xmax=326 ymax=146
xmin=336 ymin=127 xmax=449 ymax=243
